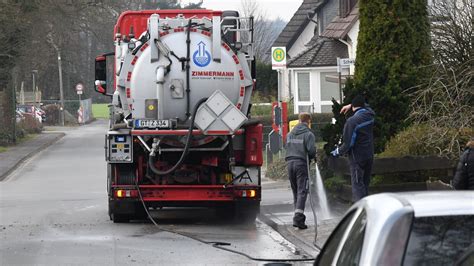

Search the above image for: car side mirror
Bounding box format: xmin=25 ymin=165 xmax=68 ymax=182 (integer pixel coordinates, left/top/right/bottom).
xmin=95 ymin=54 xmax=113 ymax=96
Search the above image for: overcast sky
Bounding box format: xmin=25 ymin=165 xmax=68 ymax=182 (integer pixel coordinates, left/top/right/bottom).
xmin=183 ymin=0 xmax=303 ymax=21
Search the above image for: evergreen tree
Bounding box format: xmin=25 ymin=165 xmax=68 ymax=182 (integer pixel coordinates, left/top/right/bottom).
xmin=323 ymin=0 xmax=431 ymax=154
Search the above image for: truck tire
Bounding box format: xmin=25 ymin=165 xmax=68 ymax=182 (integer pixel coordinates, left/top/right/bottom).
xmin=108 ymin=164 xmax=143 ymax=223
xmin=215 ymin=204 xmax=236 ymax=221
xmin=216 ymin=201 xmax=260 ymax=223
xmin=112 ymin=213 xmax=130 ymax=223
xmin=235 ymin=201 xmax=260 ymax=224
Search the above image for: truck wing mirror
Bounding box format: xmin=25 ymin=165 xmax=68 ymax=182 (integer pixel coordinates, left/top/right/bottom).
xmin=94 ymin=53 xmax=114 ymax=96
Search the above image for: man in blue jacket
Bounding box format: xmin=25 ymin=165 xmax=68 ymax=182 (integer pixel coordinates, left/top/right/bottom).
xmin=285 ymin=113 xmax=316 ymax=229
xmin=331 ymin=95 xmax=375 ymax=202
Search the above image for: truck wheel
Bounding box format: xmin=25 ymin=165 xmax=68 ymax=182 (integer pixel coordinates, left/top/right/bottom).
xmin=134 ymin=203 xmax=149 ymax=221
xmin=215 ymin=204 xmax=236 ymax=221
xmin=235 ymin=201 xmax=260 ymax=224
xmin=112 ymin=213 xmax=130 ymax=223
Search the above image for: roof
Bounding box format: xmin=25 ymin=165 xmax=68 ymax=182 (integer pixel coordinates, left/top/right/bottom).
xmin=320 ymin=3 xmax=359 ymax=39
xmin=287 ymin=37 xmax=348 ymax=67
xmin=272 ymin=0 xmax=327 ymax=49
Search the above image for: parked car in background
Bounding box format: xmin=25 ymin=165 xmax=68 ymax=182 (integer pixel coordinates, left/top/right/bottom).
xmin=315 ymin=192 xmax=474 ymax=266
xmin=15 ymin=110 xmax=25 ymax=123
xmin=16 ymin=105 xmax=45 ymax=123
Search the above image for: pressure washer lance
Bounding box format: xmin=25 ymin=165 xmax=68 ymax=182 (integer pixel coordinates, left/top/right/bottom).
xmin=307 ymin=155 xmax=318 ymax=247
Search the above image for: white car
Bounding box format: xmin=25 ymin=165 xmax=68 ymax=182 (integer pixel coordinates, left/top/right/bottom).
xmin=315 ymin=192 xmax=474 ymax=266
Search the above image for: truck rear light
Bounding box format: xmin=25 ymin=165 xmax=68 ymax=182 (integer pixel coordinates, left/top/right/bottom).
xmin=235 ymin=189 xmax=257 ymax=198
xmin=115 ymin=189 xmax=138 ymax=198
xmin=244 ymin=124 xmax=263 ymax=166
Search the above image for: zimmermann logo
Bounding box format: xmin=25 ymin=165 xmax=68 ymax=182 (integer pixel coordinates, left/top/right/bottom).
xmin=193 ymin=41 xmax=211 ymax=67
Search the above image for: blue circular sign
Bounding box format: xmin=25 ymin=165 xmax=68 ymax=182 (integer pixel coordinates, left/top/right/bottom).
xmin=193 ymin=41 xmax=212 ymax=67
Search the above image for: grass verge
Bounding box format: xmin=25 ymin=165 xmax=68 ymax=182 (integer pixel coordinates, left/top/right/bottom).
xmin=92 ymin=103 xmax=109 ymax=119
xmin=0 ymin=146 xmax=7 ymax=153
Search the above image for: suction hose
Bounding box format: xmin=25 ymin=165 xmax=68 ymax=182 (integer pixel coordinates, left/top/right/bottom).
xmin=148 ymin=97 xmax=207 ymax=176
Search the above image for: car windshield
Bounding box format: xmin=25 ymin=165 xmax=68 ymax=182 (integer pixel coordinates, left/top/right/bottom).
xmin=403 ymin=215 xmax=474 ymax=266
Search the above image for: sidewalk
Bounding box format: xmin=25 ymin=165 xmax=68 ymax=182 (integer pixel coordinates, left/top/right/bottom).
xmin=0 ymin=132 xmax=65 ymax=181
xmin=259 ymin=177 xmax=350 ymax=257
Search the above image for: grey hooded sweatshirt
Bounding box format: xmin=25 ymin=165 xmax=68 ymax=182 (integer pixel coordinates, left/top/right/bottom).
xmin=285 ymin=123 xmax=316 ymax=162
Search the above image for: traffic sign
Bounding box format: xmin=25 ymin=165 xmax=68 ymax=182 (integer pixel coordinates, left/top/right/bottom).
xmin=340 ymin=58 xmax=355 ymax=66
xmin=268 ymin=130 xmax=282 ymax=154
xmin=337 ymin=58 xmax=355 ymax=73
xmin=271 ymin=47 xmax=287 ymax=69
xmin=75 ymin=83 xmax=84 ymax=92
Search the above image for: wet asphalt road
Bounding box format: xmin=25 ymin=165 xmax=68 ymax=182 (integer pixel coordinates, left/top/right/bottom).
xmin=0 ymin=120 xmax=311 ymax=265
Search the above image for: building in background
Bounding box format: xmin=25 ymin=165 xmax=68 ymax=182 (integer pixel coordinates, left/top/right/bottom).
xmin=272 ymin=0 xmax=359 ymax=113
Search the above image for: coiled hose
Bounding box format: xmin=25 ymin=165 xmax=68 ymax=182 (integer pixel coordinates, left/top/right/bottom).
xmin=148 ymin=97 xmax=207 ymax=176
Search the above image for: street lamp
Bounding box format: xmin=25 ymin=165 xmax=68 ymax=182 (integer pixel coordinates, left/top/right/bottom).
xmin=32 ymin=70 xmax=38 ymax=107
xmin=57 ymin=52 xmax=65 ymax=126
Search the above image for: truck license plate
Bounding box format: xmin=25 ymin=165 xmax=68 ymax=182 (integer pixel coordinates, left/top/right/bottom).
xmin=135 ymin=119 xmax=169 ymax=129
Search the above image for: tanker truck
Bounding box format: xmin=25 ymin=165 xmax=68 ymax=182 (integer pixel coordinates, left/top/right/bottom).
xmin=94 ymin=9 xmax=263 ymax=223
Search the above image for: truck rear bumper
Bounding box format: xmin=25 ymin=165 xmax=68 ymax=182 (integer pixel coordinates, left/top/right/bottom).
xmin=111 ymin=185 xmax=261 ymax=203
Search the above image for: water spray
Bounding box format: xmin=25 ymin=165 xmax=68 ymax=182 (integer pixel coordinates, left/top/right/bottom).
xmin=307 ymin=156 xmax=333 ymax=246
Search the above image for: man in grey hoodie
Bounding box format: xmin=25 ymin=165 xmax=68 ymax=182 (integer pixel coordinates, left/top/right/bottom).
xmin=285 ymin=113 xmax=316 ymax=229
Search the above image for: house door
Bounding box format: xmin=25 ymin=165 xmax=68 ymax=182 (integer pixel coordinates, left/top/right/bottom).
xmin=295 ymin=72 xmax=313 ymax=113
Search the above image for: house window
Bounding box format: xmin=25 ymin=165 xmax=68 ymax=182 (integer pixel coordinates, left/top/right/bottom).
xmin=320 ymin=72 xmax=340 ymax=101
xmin=321 ymin=105 xmax=333 ymax=113
xmin=340 ymin=0 xmax=357 ymax=18
xmin=297 ymin=72 xmax=310 ymax=101
xmin=299 ymin=105 xmax=313 ymax=113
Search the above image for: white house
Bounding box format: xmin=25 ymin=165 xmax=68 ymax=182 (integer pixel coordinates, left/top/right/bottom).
xmin=272 ymin=0 xmax=359 ymax=114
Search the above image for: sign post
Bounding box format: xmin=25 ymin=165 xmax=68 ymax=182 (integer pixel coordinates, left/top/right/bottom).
xmin=75 ymin=83 xmax=83 ymax=102
xmin=337 ymin=58 xmax=355 ymax=102
xmin=271 ymin=47 xmax=287 ymax=155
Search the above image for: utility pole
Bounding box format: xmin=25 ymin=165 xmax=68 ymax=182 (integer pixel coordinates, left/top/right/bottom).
xmin=11 ymin=81 xmax=17 ymax=144
xmin=58 ymin=52 xmax=65 ymax=126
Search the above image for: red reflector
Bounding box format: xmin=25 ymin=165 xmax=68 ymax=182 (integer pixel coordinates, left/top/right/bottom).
xmin=245 ymin=124 xmax=263 ymax=166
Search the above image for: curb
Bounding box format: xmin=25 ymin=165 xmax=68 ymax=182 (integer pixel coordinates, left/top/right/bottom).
xmin=258 ymin=211 xmax=320 ymax=258
xmin=0 ymin=132 xmax=65 ymax=181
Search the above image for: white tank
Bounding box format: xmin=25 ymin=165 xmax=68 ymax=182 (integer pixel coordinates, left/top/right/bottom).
xmin=118 ymin=24 xmax=253 ymax=123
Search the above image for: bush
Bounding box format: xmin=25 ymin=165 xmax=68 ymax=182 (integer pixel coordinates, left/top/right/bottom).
xmin=17 ymin=114 xmax=42 ymax=134
xmin=380 ymin=124 xmax=473 ymax=159
xmin=323 ymin=0 xmax=432 ymax=154
xmin=323 ymin=175 xmax=348 ymax=191
xmin=43 ymin=104 xmax=61 ymax=125
xmin=266 ymin=156 xmax=287 ymax=180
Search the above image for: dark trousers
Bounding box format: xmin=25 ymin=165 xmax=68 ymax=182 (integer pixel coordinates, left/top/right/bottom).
xmin=349 ymin=158 xmax=373 ymax=202
xmin=287 ymin=160 xmax=309 ymax=213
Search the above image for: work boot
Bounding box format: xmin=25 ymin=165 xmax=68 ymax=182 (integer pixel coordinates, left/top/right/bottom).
xmin=293 ymin=213 xmax=308 ymax=229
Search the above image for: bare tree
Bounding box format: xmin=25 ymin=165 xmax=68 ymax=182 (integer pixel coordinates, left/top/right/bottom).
xmin=399 ymin=0 xmax=474 ymax=158
xmin=408 ymin=60 xmax=473 ymax=158
xmin=429 ymin=0 xmax=473 ymax=67
xmin=239 ymin=0 xmax=285 ymax=63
